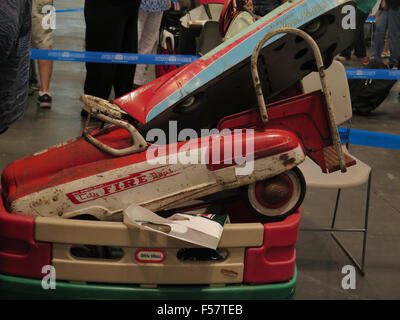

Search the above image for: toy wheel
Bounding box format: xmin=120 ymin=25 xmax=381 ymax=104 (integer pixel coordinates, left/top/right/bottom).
xmin=245 ymin=167 xmax=306 ymax=221
xmin=219 ymin=0 xmax=247 ymax=36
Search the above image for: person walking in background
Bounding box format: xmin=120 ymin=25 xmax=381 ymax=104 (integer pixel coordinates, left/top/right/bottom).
xmin=83 ymin=0 xmax=140 ymax=111
xmin=32 ymin=0 xmax=53 ymax=108
xmin=371 ymin=1 xmax=389 ymax=61
xmin=386 ymin=0 xmax=400 ymax=69
xmin=31 ymin=0 xmax=54 ymax=108
xmin=133 ymin=0 xmax=171 ymax=89
xmin=0 ymin=0 xmax=32 ymax=134
xmin=337 ymin=0 xmax=378 ymax=61
xmin=362 ymin=0 xmax=389 ymax=65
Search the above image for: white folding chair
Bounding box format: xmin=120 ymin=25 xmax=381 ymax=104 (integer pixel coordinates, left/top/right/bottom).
xmin=298 ymin=61 xmax=371 ymax=276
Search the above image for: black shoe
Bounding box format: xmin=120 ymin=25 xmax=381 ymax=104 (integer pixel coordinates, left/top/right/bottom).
xmin=81 ymin=104 xmax=90 ymax=117
xmin=81 ymin=109 xmax=89 ymax=117
xmin=37 ymin=93 xmax=52 ymax=108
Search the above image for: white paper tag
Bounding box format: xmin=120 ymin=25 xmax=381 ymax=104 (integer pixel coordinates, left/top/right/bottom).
xmin=123 ymin=204 xmax=227 ymax=249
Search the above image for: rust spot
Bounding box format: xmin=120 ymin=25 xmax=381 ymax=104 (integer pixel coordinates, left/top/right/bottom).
xmin=31 ymin=200 xmax=50 ymax=208
xmin=279 ymin=154 xmax=289 ymax=161
xmin=283 ymin=157 xmax=296 ymax=166
xmin=30 ymin=198 xmax=42 ymax=208
xmin=279 ymin=154 xmax=296 ymax=166
xmin=261 ymin=180 xmax=291 ymax=204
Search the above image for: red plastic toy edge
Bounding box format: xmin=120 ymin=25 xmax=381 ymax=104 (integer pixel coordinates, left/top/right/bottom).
xmin=0 ymin=189 xmax=51 ymax=279
xmin=243 ymin=209 xmax=300 ymax=285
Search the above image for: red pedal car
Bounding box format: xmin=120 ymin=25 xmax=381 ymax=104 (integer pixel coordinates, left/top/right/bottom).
xmin=0 ymin=0 xmax=357 ymax=299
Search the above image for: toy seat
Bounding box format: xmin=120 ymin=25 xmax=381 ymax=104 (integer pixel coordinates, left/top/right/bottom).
xmin=197 ymin=21 xmax=223 ymax=56
xmin=223 ymin=11 xmax=255 ymax=41
xmin=178 ymin=3 xmax=223 ymax=55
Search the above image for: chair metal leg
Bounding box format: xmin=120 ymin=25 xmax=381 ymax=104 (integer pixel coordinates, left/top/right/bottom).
xmin=330 ymin=172 xmax=371 ymax=277
xmin=330 ymin=233 xmax=365 ymax=276
xmin=300 ymin=172 xmax=372 ymax=277
xmin=331 ymin=188 xmax=342 ymax=229
xmin=360 ymin=171 xmax=372 ymax=273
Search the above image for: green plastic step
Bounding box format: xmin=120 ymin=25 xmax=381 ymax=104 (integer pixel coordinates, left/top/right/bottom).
xmin=0 ymin=267 xmax=297 ymax=300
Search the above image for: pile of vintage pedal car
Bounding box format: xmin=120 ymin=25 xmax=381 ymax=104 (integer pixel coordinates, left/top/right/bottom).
xmin=0 ymin=0 xmax=358 ymax=299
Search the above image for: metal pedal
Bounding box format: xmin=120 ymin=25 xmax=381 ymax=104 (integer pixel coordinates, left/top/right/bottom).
xmin=323 ymin=145 xmax=356 ymax=173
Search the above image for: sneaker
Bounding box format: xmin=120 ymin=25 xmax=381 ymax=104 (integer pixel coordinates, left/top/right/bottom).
xmin=37 ymin=92 xmax=52 ymax=108
xmin=362 ymin=57 xmax=372 ymax=65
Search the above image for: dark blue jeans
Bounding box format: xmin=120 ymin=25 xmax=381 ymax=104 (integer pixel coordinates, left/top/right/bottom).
xmin=388 ymin=6 xmax=400 ymax=67
xmin=371 ymin=9 xmax=388 ymax=60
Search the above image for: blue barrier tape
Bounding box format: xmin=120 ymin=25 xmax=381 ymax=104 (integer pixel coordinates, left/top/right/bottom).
xmin=30 ymin=49 xmax=199 ymax=65
xmin=339 ymin=127 xmax=400 ymax=150
xmin=29 ymin=52 xmax=399 ymax=149
xmin=31 ymin=49 xmax=400 ymax=79
xmin=366 ymin=15 xmax=376 ymax=23
xmin=55 ymin=8 xmax=84 ymax=13
xmin=346 ymin=68 xmax=400 ymax=80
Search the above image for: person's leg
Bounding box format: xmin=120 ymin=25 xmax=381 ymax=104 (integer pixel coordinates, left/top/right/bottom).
xmin=37 ymin=47 xmax=53 ymax=93
xmin=132 ymin=9 xmax=148 ymax=88
xmin=84 ymin=0 xmax=127 ymax=100
xmin=371 ymin=9 xmax=389 ymax=59
xmin=388 ymin=7 xmax=400 ymax=68
xmin=340 ymin=47 xmax=352 ymax=60
xmin=339 ymin=20 xmax=355 ymax=60
xmin=382 ymin=33 xmax=390 ymax=57
xmin=31 ymin=0 xmax=54 ymax=108
xmin=353 ymin=10 xmax=369 ymax=58
xmin=133 ymin=10 xmax=164 ymax=87
xmin=113 ymin=0 xmax=140 ymax=99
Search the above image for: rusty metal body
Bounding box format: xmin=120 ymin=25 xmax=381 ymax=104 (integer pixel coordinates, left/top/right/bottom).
xmin=2 ymin=0 xmax=356 ymax=221
xmin=250 ymin=27 xmax=347 ymax=172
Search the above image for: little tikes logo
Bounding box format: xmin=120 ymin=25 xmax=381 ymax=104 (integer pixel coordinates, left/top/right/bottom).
xmin=136 ymin=249 xmax=166 ymax=263
xmin=66 ymin=166 xmax=179 ymax=204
